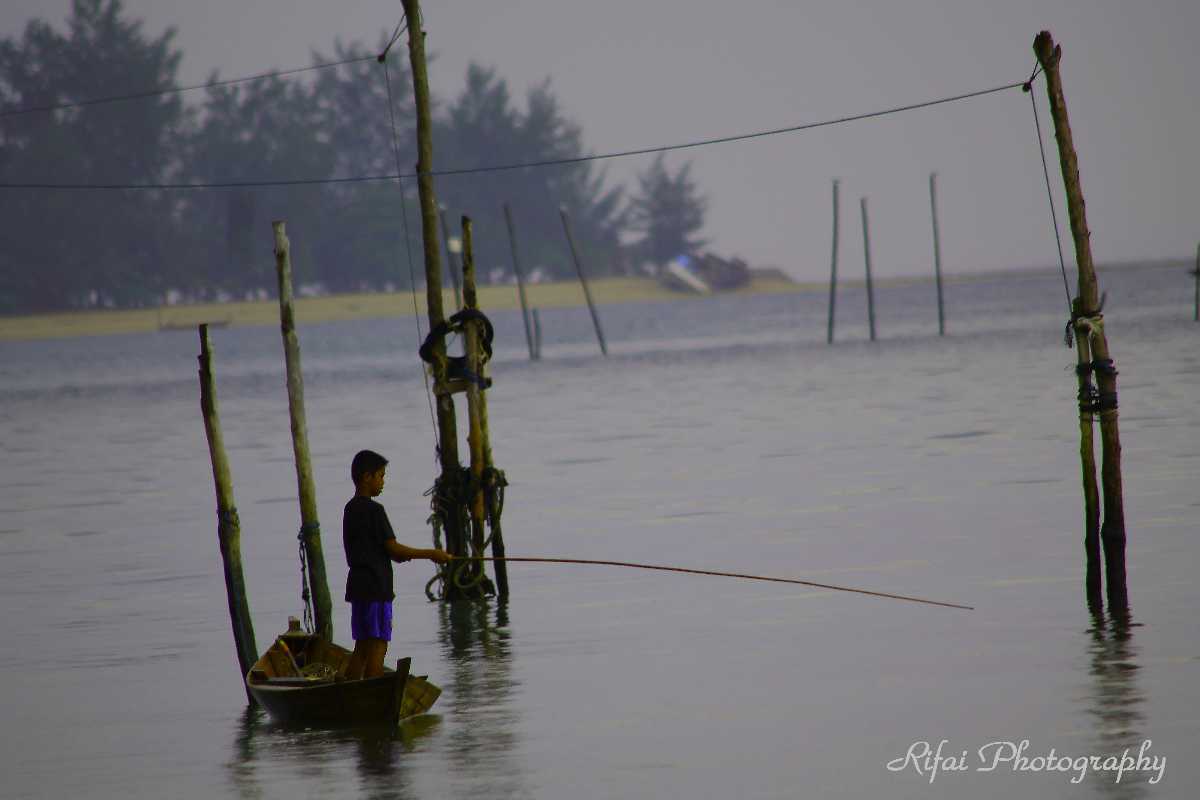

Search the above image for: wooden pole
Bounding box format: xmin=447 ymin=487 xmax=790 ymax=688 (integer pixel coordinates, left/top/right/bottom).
xmin=532 ymin=308 xmax=543 ymax=360
xmin=827 ymin=179 xmax=840 ymax=345
xmin=198 ymin=325 xmax=258 ymax=703
xmin=502 ymin=202 xmax=537 ymax=360
xmin=860 ymin=197 xmax=877 ymax=342
xmin=929 ymin=172 xmax=946 ymax=336
xmin=1072 ymin=299 xmax=1103 ymax=610
xmin=462 ymin=217 xmax=507 ymax=599
xmin=1035 ymin=30 xmax=1128 ymax=611
xmin=438 ymin=205 xmax=463 ymax=310
xmin=402 ymin=0 xmax=468 ymax=569
xmin=559 ymin=206 xmax=609 ymax=356
xmin=1193 ymin=242 xmax=1198 ymax=322
xmin=272 ymin=222 xmax=333 ymax=640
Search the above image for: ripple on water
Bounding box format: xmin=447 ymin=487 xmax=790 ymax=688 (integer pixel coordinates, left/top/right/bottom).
xmin=926 ymin=429 xmax=995 ymax=440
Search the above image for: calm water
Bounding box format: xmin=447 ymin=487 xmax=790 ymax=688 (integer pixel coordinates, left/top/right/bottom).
xmin=1 ymin=264 xmax=1197 ymax=799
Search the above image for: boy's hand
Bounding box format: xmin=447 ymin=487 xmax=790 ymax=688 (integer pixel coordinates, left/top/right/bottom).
xmin=429 ymin=549 xmax=453 ymax=565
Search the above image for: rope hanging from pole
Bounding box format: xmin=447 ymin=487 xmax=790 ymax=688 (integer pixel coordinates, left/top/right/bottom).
xmin=296 ymin=522 xmax=319 ymax=633
xmin=422 ymin=464 xmax=506 ymax=600
xmin=1072 ymin=311 xmax=1119 ymax=415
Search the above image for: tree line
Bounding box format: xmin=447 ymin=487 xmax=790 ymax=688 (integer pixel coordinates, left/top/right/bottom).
xmin=0 ymin=0 xmax=709 ymax=313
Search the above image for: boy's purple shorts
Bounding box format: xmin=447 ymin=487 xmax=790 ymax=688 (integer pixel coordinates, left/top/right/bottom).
xmin=350 ymin=600 xmax=393 ymax=641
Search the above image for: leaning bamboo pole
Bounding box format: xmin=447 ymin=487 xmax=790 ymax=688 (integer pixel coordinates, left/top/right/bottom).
xmin=1034 ymin=31 xmax=1128 ymax=610
xmin=559 ymin=206 xmax=608 ymax=356
xmin=929 ymin=173 xmax=946 ymax=336
xmin=402 ymin=0 xmax=468 ymax=570
xmin=503 ymin=203 xmax=537 ymax=360
xmin=198 ymin=325 xmax=258 ymax=702
xmin=860 ymin=197 xmax=877 ymax=342
xmin=273 ymin=222 xmax=333 ymax=639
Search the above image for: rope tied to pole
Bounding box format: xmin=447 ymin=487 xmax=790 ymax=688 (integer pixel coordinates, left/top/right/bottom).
xmin=422 ymin=467 xmax=487 ymax=597
xmin=297 ymin=521 xmax=320 ymax=633
xmin=418 ymin=309 xmax=496 ymax=390
xmin=1071 ymin=311 xmax=1119 ymax=415
xmin=453 ymin=467 xmax=507 ymax=593
xmin=422 ymin=465 xmax=507 ymax=600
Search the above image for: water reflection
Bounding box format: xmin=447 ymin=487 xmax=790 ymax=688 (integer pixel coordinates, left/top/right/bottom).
xmin=1084 ymin=609 xmax=1149 ymax=799
xmin=226 ymin=689 xmax=436 ymax=799
xmin=228 ymin=706 xmax=265 ymax=800
xmin=436 ymin=599 xmax=526 ymax=798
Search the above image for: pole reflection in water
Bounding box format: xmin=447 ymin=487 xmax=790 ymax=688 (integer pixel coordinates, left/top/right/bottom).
xmin=1085 ymin=609 xmax=1149 ymax=799
xmin=437 ymin=599 xmax=526 ymax=796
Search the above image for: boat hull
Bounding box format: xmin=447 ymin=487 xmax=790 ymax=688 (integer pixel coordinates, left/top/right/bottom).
xmin=245 ymin=628 xmax=441 ymax=727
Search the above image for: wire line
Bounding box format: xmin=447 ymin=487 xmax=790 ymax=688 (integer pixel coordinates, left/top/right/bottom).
xmin=0 ymin=78 xmax=1029 ymax=191
xmin=1025 ymin=76 xmax=1073 ymax=312
xmin=380 ymin=54 xmax=440 ymax=451
xmin=0 ymin=55 xmax=377 ymax=119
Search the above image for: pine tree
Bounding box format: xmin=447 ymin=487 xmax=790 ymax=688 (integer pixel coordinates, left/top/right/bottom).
xmin=0 ymin=0 xmax=186 ymax=310
xmin=627 ymin=153 xmax=708 ymax=270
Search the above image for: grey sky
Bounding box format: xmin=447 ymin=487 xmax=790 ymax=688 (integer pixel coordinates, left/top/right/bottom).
xmin=3 ymin=0 xmax=1197 ymax=281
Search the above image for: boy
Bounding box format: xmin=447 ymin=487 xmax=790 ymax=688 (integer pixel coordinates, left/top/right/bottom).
xmin=342 ymin=449 xmax=451 ymax=680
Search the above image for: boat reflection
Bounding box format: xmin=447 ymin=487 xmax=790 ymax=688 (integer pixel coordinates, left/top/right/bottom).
xmin=227 ymin=702 xmax=436 ymax=800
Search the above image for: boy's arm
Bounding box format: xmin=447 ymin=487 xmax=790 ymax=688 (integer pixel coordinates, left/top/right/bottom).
xmin=385 ymin=540 xmax=452 ymax=564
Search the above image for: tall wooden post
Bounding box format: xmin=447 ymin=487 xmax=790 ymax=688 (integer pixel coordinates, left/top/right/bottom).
xmin=827 ymin=179 xmax=840 ymax=345
xmin=1193 ymin=242 xmax=1198 ymax=322
xmin=502 ymin=203 xmax=537 ymax=360
xmin=532 ymin=308 xmax=543 ymax=360
xmin=929 ymin=173 xmax=947 ymax=336
xmin=273 ymin=222 xmax=333 ymax=640
xmin=438 ymin=204 xmax=463 ymax=310
xmin=1072 ymin=298 xmax=1103 ymax=610
xmin=860 ymin=197 xmax=877 ymax=342
xmin=559 ymin=206 xmax=609 ymax=356
xmin=1035 ymin=30 xmax=1128 ymax=611
xmin=402 ymin=0 xmax=468 ymax=569
xmin=198 ymin=325 xmax=258 ymax=702
xmin=462 ymin=217 xmax=508 ymax=599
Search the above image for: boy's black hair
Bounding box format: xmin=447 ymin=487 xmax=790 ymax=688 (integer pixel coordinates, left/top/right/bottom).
xmin=351 ymin=450 xmax=389 ymax=485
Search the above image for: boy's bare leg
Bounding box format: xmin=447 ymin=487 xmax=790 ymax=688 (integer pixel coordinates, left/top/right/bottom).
xmin=363 ymin=638 xmax=388 ymax=678
xmin=345 ymin=640 xmax=368 ymax=681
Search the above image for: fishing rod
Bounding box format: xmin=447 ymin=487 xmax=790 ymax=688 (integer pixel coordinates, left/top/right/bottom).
xmin=458 ymin=556 xmax=973 ymax=611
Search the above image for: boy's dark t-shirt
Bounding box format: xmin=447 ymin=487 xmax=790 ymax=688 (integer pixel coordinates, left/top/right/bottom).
xmin=343 ymin=496 xmax=402 ymax=602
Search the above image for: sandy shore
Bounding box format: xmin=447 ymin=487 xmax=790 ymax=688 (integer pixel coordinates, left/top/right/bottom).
xmin=0 ymin=275 xmax=808 ymax=342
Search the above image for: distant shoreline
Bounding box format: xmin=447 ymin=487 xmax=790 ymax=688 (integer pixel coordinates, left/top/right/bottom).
xmin=0 ymin=259 xmax=1188 ymax=342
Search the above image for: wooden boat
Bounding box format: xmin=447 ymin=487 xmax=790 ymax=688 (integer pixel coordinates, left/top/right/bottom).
xmin=246 ymin=619 xmax=441 ymax=726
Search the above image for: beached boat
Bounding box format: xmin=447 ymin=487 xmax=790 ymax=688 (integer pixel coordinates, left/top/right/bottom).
xmin=245 ymin=620 xmax=441 ymax=726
